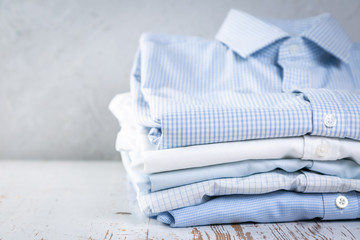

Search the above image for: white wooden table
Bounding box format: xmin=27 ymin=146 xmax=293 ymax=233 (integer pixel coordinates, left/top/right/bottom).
xmin=0 ymin=160 xmax=359 ymax=240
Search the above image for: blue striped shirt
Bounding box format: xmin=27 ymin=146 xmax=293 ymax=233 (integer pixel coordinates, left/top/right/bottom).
xmin=157 ymin=191 xmax=360 ymax=227
xmin=131 ymin=9 xmax=360 ymax=149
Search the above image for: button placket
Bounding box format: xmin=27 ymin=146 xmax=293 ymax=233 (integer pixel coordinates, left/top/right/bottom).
xmin=278 ymin=38 xmax=310 ymax=92
xmin=289 ymin=44 xmax=299 ymax=56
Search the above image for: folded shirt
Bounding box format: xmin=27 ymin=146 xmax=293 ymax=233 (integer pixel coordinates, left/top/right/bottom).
xmin=121 ymin=152 xmax=360 ymax=193
xmin=111 ymin=93 xmax=360 ymax=173
xmin=157 ymin=191 xmax=360 ymax=227
xmin=111 ymin=9 xmax=360 ymax=227
xmin=149 ymin=158 xmax=360 ymax=192
xmin=130 ymin=10 xmax=360 ymax=150
xmin=139 ymin=90 xmax=360 ymax=150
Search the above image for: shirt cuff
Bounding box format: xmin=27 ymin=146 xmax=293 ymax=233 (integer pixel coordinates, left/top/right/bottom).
xmin=322 ymin=192 xmax=359 ymax=220
xmin=294 ymin=89 xmax=360 ymax=140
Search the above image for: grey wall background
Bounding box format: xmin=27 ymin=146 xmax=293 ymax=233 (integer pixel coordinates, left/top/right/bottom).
xmin=0 ymin=0 xmax=359 ymax=160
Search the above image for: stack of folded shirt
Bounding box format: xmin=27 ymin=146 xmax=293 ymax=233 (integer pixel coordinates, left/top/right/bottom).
xmin=109 ymin=9 xmax=360 ymax=227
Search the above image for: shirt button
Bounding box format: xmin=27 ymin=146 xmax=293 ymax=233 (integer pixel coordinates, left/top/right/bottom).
xmin=316 ymin=143 xmax=329 ymax=157
xmin=289 ymin=44 xmax=299 ymax=56
xmin=324 ymin=114 xmax=336 ymax=128
xmin=335 ymin=195 xmax=348 ymax=209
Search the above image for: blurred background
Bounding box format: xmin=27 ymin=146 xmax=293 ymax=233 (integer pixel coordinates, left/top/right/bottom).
xmin=0 ymin=0 xmax=359 ymax=160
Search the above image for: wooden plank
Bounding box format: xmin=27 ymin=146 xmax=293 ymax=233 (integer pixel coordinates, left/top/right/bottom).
xmin=0 ymin=160 xmax=359 ymax=240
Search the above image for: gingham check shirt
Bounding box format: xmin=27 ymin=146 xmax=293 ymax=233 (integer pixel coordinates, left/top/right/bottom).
xmin=131 ymin=9 xmax=360 ymax=149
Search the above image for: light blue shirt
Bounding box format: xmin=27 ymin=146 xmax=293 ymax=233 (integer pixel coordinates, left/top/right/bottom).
xmin=149 ymin=158 xmax=360 ymax=192
xmin=131 ymin=9 xmax=360 ymax=149
xmin=157 ymin=191 xmax=360 ymax=227
xmin=121 ymin=151 xmax=360 ymax=193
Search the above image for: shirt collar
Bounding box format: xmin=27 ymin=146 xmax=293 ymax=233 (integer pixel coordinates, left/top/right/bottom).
xmin=216 ymin=9 xmax=352 ymax=63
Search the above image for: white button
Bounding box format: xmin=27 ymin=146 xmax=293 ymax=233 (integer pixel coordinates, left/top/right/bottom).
xmin=289 ymin=44 xmax=299 ymax=56
xmin=336 ymin=195 xmax=348 ymax=209
xmin=316 ymin=143 xmax=329 ymax=157
xmin=324 ymin=114 xmax=336 ymax=128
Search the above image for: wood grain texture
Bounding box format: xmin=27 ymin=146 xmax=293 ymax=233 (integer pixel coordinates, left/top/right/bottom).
xmin=0 ymin=160 xmax=359 ymax=240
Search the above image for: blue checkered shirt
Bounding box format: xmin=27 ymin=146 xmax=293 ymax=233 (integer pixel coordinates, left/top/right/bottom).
xmin=131 ymin=9 xmax=360 ymax=149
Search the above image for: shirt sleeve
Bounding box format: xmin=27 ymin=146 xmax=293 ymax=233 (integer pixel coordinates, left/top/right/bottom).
xmin=297 ymin=88 xmax=360 ymax=140
xmin=153 ymin=89 xmax=360 ymax=149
